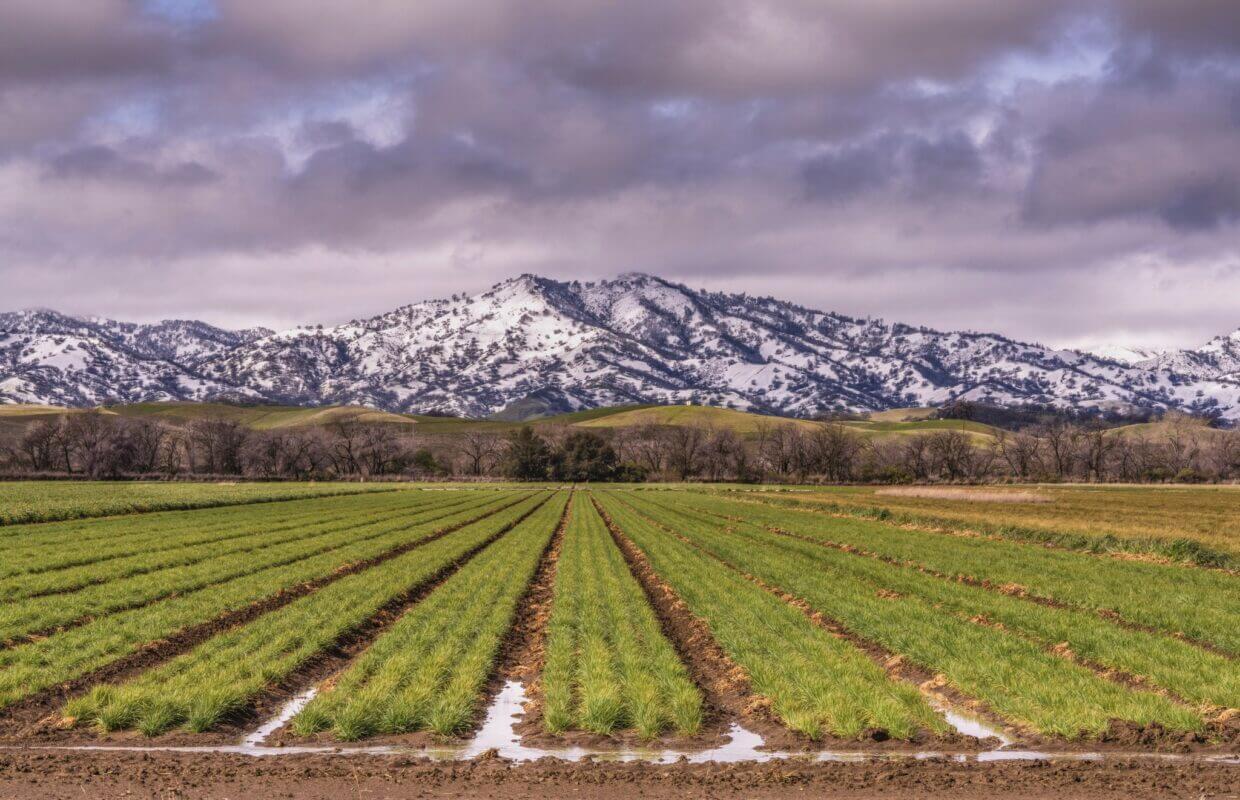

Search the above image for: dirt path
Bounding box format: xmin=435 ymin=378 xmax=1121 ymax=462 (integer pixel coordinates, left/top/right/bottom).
xmin=0 ymin=749 xmax=1236 ymax=799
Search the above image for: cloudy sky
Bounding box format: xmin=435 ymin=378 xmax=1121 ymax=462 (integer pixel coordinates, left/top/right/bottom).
xmin=2 ymin=1 xmax=1238 ymax=352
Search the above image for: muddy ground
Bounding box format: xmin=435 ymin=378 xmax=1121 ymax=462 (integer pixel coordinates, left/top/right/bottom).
xmin=0 ymin=749 xmax=1237 ymax=799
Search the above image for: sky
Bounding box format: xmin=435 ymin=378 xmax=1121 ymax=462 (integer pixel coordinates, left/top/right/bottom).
xmin=1 ymin=1 xmax=1238 ymax=353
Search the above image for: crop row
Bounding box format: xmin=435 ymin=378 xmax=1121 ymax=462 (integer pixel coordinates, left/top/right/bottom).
xmin=0 ymin=491 xmax=476 ymax=600
xmin=539 ymin=496 xmax=701 ymax=739
xmin=0 ymin=481 xmax=394 ymax=527
xmin=611 ymin=492 xmax=1203 ymax=739
xmin=0 ymin=492 xmax=543 ymax=710
xmin=0 ymin=492 xmax=514 ymax=643
xmin=674 ymin=492 xmax=1240 ymax=656
xmin=749 ymin=486 xmax=1240 ymax=567
xmin=0 ymin=490 xmax=426 ymax=580
xmin=67 ymin=491 xmax=561 ymax=735
xmin=634 ymin=493 xmax=1240 ymax=713
xmin=289 ymin=492 xmax=570 ymax=740
xmin=592 ymin=494 xmax=944 ymax=741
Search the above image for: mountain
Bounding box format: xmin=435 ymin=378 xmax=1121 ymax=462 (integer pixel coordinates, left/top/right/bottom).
xmin=2 ymin=274 xmax=1239 ymax=422
xmin=1134 ymin=329 xmax=1240 ymax=383
xmin=1084 ymin=344 xmax=1164 ymax=366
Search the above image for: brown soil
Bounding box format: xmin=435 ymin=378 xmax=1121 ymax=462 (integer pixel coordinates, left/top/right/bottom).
xmin=502 ymin=491 xmax=569 ymax=739
xmin=3 ymin=494 xmax=486 ymax=646
xmin=590 ymin=495 xmax=807 ymax=750
xmin=0 ymin=493 xmax=546 ymax=744
xmin=247 ymin=491 xmax=558 ymax=748
xmin=701 ymin=495 xmax=1236 ymax=659
xmin=0 ymin=749 xmax=1236 ymax=799
xmin=265 ymin=491 xmax=564 ymax=748
xmin=609 ymin=493 xmax=1001 ymax=749
xmin=639 ymin=496 xmax=1240 ymax=750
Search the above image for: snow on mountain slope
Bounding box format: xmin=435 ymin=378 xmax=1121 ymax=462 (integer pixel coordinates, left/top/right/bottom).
xmin=1137 ymin=329 xmax=1240 ymax=382
xmin=2 ymin=275 xmax=1238 ymax=421
xmin=1086 ymin=344 xmax=1165 ymax=366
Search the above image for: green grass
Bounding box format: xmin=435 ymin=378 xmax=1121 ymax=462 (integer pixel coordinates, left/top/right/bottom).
xmin=593 ymin=493 xmax=945 ymax=741
xmin=631 ymin=492 xmax=1240 ymax=713
xmin=65 ymin=492 xmax=562 ymax=735
xmin=0 ymin=493 xmax=498 ymax=641
xmin=0 ymin=481 xmax=392 ymax=527
xmin=615 ymin=492 xmax=1205 ymax=739
xmin=540 ymin=495 xmax=701 ymax=739
xmin=758 ymin=485 xmax=1240 ymax=566
xmin=290 ymin=492 xmax=570 ymax=740
xmin=0 ymin=491 xmax=439 ymax=580
xmin=577 ymin=405 xmax=825 ymax=434
xmin=0 ymin=492 xmax=536 ymax=710
xmin=678 ymin=492 xmax=1240 ymax=655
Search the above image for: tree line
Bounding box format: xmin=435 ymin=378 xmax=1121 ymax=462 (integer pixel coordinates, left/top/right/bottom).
xmin=1 ymin=409 xmax=1237 ymax=483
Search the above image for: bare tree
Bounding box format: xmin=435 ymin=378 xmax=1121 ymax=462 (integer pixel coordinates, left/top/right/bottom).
xmin=187 ymin=417 xmax=249 ymax=474
xmin=805 ymin=424 xmax=865 ymax=482
xmin=666 ymin=424 xmax=708 ymax=480
xmin=927 ymin=430 xmax=976 ymax=481
xmin=125 ymin=418 xmax=167 ymax=474
xmin=457 ymin=431 xmax=502 ymax=476
xmin=623 ymin=424 xmax=669 ymax=477
xmin=993 ymin=429 xmax=1043 ymax=480
xmin=17 ymin=419 xmax=64 ymax=472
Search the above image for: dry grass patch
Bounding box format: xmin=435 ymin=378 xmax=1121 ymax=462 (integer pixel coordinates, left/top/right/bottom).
xmin=875 ymin=488 xmax=1053 ymax=504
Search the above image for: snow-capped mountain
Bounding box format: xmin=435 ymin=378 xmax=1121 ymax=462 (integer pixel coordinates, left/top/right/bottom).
xmin=1084 ymin=344 xmax=1165 ymax=366
xmin=2 ymin=274 xmax=1239 ymax=422
xmin=1134 ymin=329 xmax=1240 ymax=383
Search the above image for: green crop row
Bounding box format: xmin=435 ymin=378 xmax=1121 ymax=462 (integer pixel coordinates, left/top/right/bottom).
xmin=0 ymin=492 xmax=511 ymax=643
xmin=291 ymin=492 xmax=571 ymax=740
xmin=675 ymin=492 xmax=1240 ymax=656
xmin=0 ymin=492 xmax=542 ymax=710
xmin=0 ymin=491 xmax=474 ymax=600
xmin=66 ymin=492 xmax=563 ymax=735
xmin=611 ymin=493 xmax=1203 ymax=739
xmin=540 ymin=496 xmax=701 ymax=739
xmin=0 ymin=481 xmax=395 ymax=527
xmin=0 ymin=490 xmax=423 ymax=579
xmin=592 ymin=493 xmax=945 ymax=741
xmin=633 ymin=492 xmax=1240 ymax=713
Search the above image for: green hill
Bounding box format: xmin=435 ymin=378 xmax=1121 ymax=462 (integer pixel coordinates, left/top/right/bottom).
xmin=0 ymin=401 xmax=1000 ymax=442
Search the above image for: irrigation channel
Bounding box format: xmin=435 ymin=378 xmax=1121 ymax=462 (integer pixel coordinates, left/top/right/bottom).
xmin=7 ymin=679 xmax=1238 ymax=767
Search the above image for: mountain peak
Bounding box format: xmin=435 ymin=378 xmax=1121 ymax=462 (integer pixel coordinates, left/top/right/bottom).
xmin=2 ymin=273 xmax=1239 ymax=421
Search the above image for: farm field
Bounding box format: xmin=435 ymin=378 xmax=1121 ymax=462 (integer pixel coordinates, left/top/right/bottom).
xmin=0 ymin=481 xmax=1235 ymax=798
xmin=737 ymin=484 xmax=1240 ymax=566
xmin=0 ymin=480 xmax=395 ymax=526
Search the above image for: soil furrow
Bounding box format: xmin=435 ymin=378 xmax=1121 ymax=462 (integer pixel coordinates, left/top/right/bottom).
xmin=608 ymin=493 xmax=1003 ymax=748
xmin=1 ymin=496 xmax=498 ymax=649
xmin=223 ymin=491 xmax=560 ymax=747
xmin=0 ymin=493 xmax=542 ymax=737
xmin=737 ymin=493 xmax=1238 ymax=575
xmin=690 ymin=500 xmax=1236 ymax=661
xmin=623 ymin=494 xmax=1237 ymax=751
xmin=481 ymin=490 xmax=573 ymax=739
xmin=588 ymin=495 xmax=795 ymax=748
xmin=0 ymin=486 xmax=402 ymax=531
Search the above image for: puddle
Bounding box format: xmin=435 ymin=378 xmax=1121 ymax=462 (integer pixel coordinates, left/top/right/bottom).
xmin=7 ymin=680 xmax=1237 ymax=766
xmin=241 ymin=687 xmax=319 ymax=749
xmin=926 ymin=697 xmax=1013 ymax=746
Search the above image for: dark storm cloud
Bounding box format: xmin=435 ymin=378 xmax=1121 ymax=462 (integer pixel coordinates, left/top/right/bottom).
xmin=1020 ymin=57 xmax=1240 ymax=231
xmin=1 ymin=1 xmax=1238 ymax=348
xmin=49 ymin=145 xmax=217 ymax=186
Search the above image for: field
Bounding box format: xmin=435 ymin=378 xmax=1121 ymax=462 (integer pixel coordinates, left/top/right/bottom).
xmin=0 ymin=481 xmax=1235 ymax=798
xmin=748 ymin=484 xmax=1240 ymax=565
xmin=0 ymin=480 xmax=392 ymax=526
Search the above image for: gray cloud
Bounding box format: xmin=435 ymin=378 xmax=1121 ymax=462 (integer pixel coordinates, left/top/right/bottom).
xmin=0 ymin=1 xmax=1238 ymax=350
